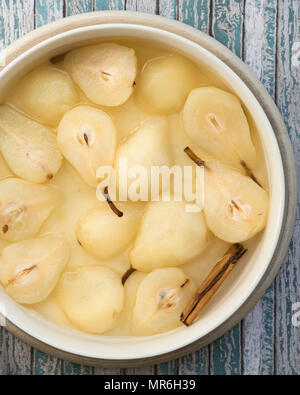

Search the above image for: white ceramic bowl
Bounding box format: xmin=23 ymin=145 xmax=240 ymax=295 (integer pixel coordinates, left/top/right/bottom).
xmin=0 ymin=13 xmax=296 ymax=367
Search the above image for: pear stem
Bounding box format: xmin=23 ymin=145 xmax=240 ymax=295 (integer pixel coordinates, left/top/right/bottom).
xmin=240 ymin=160 xmax=262 ymax=187
xmin=180 ymin=243 xmax=247 ymax=326
xmin=122 ymin=268 xmax=136 ymax=285
xmin=184 ymin=147 xmax=206 ymax=167
xmin=103 ymin=186 xmax=124 ymax=218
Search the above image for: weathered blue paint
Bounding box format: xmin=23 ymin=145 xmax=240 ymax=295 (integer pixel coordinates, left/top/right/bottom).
xmin=95 ymin=0 xmax=125 ymax=11
xmin=242 ymin=0 xmax=277 ymax=376
xmin=179 ymin=0 xmax=210 ymax=33
xmin=275 ymin=0 xmax=300 ymax=375
xmin=212 ymin=0 xmax=244 ymax=58
xmin=35 ymin=0 xmax=64 ymax=27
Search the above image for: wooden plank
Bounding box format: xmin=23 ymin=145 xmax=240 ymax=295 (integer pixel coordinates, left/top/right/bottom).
xmin=212 ymin=0 xmax=244 ymax=58
xmin=242 ymin=0 xmax=277 ymax=376
xmin=63 ymin=362 xmax=94 ymax=375
xmin=0 ymin=328 xmax=31 ymax=375
xmin=178 ymin=349 xmax=209 ymax=375
xmin=209 ymin=0 xmax=244 ymax=375
xmin=94 ymin=0 xmax=125 ymax=11
xmin=276 ymin=0 xmax=300 ymax=221
xmin=156 ymin=359 xmax=178 ymax=375
xmin=0 ymin=0 xmax=35 ymax=50
xmin=35 ymin=0 xmax=64 ymax=27
xmin=178 ymin=0 xmax=210 ymax=32
xmin=275 ymin=0 xmax=300 ymax=375
xmin=32 ymin=350 xmax=62 ymax=375
xmin=243 ymin=0 xmax=277 ymax=97
xmin=210 ymin=325 xmax=241 ymax=375
xmin=125 ymin=0 xmax=158 ymax=14
xmin=179 ymin=351 xmax=209 ymax=375
xmin=242 ymin=286 xmax=275 ymax=375
xmin=159 ymin=0 xmax=177 ymax=19
xmin=125 ymin=366 xmax=156 ymax=375
xmin=94 ymin=367 xmax=124 ymax=375
xmin=0 ymin=328 xmax=4 ymax=374
xmin=276 ymin=222 xmax=300 ymax=375
xmin=65 ymin=0 xmax=93 ymax=15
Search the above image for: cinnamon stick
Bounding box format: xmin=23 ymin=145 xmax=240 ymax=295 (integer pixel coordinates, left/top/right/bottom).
xmin=180 ymin=243 xmax=247 ymax=326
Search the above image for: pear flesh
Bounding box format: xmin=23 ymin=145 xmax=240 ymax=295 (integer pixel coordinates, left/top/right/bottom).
xmin=131 ymin=267 xmax=196 ymax=336
xmin=130 ymin=200 xmax=211 ymax=272
xmin=203 ymin=160 xmax=269 ymax=243
xmin=65 ymin=43 xmax=137 ymax=107
xmin=6 ymin=66 xmax=79 ymax=127
xmin=183 ymin=87 xmax=256 ymax=170
xmin=57 ymin=105 xmax=117 ymax=187
xmin=0 ymin=178 xmax=59 ymax=242
xmin=0 ymin=234 xmax=70 ymax=304
xmin=114 ymin=118 xmax=173 ymax=201
xmin=56 ymin=266 xmax=124 ymax=334
xmin=137 ymin=54 xmax=199 ymax=114
xmin=0 ymin=106 xmax=63 ymax=183
xmin=109 ymin=270 xmax=147 ymax=336
xmin=76 ymin=202 xmax=143 ymax=260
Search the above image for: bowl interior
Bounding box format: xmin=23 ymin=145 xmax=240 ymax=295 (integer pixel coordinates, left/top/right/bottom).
xmin=0 ymin=24 xmax=285 ymax=360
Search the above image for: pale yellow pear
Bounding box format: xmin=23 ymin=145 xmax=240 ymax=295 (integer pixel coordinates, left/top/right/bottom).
xmin=131 ymin=267 xmax=196 ymax=336
xmin=6 ymin=66 xmax=79 ymax=127
xmin=0 ymin=178 xmax=59 ymax=242
xmin=76 ymin=202 xmax=143 ymax=260
xmin=57 ymin=105 xmax=117 ymax=187
xmin=130 ymin=200 xmax=211 ymax=272
xmin=114 ymin=118 xmax=172 ymax=201
xmin=203 ymin=160 xmax=269 ymax=242
xmin=65 ymin=43 xmax=137 ymax=106
xmin=137 ymin=54 xmax=199 ymax=114
xmin=0 ymin=234 xmax=70 ymax=304
xmin=0 ymin=106 xmax=63 ymax=183
xmin=108 ymin=270 xmax=147 ymax=336
xmin=183 ymin=87 xmax=256 ymax=170
xmin=56 ymin=266 xmax=124 ymax=334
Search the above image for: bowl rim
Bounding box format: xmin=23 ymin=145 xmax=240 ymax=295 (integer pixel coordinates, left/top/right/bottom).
xmin=0 ymin=11 xmax=297 ymax=368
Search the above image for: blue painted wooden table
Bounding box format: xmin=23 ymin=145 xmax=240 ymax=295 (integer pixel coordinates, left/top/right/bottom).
xmin=0 ymin=0 xmax=299 ymax=375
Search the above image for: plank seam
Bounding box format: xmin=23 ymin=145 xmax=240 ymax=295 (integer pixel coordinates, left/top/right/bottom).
xmin=63 ymin=0 xmax=66 ymax=18
xmin=156 ymin=0 xmax=159 ymax=15
xmin=209 ymin=0 xmax=213 ymax=37
xmin=241 ymin=0 xmax=246 ymax=67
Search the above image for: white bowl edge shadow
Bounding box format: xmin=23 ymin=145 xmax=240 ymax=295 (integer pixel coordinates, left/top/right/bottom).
xmin=0 ymin=24 xmax=285 ymax=361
